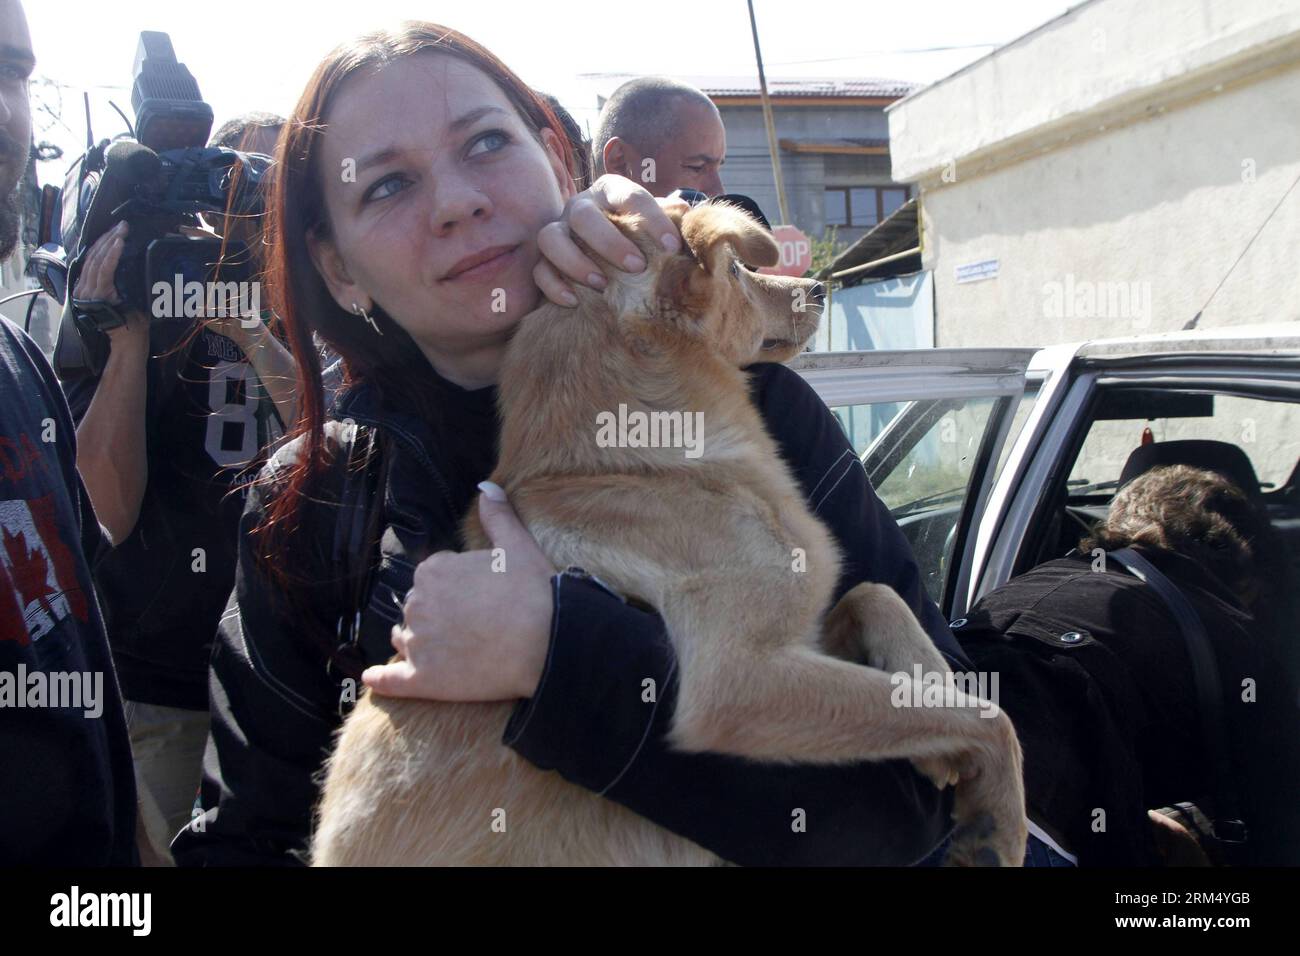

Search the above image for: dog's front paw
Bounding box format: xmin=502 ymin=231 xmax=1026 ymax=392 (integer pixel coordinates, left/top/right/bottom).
xmin=942 ymin=813 xmax=1005 ymax=867
xmin=849 ymin=583 xmax=950 ymax=677
xmin=942 ymin=801 xmax=1028 ymax=867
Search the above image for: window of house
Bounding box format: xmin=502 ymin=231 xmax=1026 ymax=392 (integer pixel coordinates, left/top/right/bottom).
xmin=825 ymin=189 xmax=849 ymax=227
xmin=824 ymin=185 xmax=911 ymax=228
xmin=881 ymin=187 xmax=908 ymax=218
xmin=850 ymin=188 xmax=878 ymax=227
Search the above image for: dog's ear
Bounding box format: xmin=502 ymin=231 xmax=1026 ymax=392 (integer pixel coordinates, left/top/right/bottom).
xmin=599 ymin=211 xmax=656 ymax=265
xmin=663 ymin=202 xmax=688 ymax=236
xmin=653 ymin=253 xmax=712 ymax=321
xmin=681 ymin=203 xmax=780 ymax=272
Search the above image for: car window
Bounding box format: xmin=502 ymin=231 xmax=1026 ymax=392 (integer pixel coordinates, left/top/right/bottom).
xmin=834 ymin=401 xmax=907 ymax=457
xmin=833 ymin=397 xmax=999 ymax=606
xmin=991 ymin=381 xmax=1042 ymax=489
xmin=1067 ymin=391 xmax=1300 ymax=496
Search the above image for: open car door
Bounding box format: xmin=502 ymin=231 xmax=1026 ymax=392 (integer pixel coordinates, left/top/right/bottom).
xmin=969 ymin=326 xmax=1300 ymax=615
xmin=790 ymin=348 xmax=1036 ymax=621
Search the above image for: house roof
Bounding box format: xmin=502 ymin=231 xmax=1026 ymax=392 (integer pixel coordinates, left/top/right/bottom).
xmin=693 ymin=76 xmax=918 ymax=98
xmin=584 ymin=74 xmax=918 ymax=103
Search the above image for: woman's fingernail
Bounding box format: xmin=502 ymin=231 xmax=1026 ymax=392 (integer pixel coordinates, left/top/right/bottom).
xmin=586 ymin=272 xmax=607 ymax=289
xmin=623 ymin=253 xmax=646 ymax=272
xmin=559 ymin=290 xmax=578 ymax=306
xmin=661 ymin=233 xmax=679 ymax=252
xmin=477 ymin=480 xmax=507 ymax=502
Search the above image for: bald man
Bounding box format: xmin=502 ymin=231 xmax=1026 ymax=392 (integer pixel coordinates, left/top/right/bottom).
xmin=593 ymin=76 xmax=726 ymax=198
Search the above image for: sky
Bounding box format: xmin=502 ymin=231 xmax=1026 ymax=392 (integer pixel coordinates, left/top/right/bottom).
xmin=28 ymin=0 xmax=1075 ymax=182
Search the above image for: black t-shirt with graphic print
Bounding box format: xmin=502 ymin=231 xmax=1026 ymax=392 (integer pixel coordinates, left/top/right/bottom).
xmin=0 ymin=316 xmax=137 ymax=865
xmin=61 ymin=324 xmax=282 ymax=710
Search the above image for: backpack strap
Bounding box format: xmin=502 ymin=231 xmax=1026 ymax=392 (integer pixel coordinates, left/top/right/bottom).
xmin=1108 ymin=547 xmax=1249 ymax=862
xmin=326 ymin=423 xmax=391 ymax=683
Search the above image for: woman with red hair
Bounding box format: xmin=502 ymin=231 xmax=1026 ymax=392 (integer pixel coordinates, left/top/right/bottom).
xmin=172 ymin=21 xmax=967 ymax=866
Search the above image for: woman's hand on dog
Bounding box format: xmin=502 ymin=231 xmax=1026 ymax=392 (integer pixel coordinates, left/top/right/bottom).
xmin=535 ymin=174 xmax=689 ymax=307
xmin=362 ymin=482 xmax=556 ymax=702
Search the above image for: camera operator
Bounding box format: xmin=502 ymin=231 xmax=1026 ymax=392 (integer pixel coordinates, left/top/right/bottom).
xmin=200 ymin=113 xmax=295 ymax=428
xmin=59 ymin=115 xmax=292 ymax=866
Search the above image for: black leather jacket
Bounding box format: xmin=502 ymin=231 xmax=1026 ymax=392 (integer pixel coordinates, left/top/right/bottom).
xmin=956 ymin=549 xmax=1300 ymax=865
xmin=173 ymin=361 xmax=967 ymax=866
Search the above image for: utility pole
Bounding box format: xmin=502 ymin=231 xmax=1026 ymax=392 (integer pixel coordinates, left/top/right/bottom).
xmin=747 ymin=0 xmax=791 ymax=225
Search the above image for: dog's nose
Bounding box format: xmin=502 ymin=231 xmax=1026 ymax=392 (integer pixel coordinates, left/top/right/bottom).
xmin=808 ymin=282 xmax=826 ymax=306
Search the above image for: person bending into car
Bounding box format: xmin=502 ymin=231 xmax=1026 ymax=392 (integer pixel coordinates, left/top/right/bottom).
xmin=58 ymin=113 xmax=294 ymax=865
xmin=953 ymin=459 xmax=1300 ymax=866
xmin=171 ymin=22 xmax=981 ymax=868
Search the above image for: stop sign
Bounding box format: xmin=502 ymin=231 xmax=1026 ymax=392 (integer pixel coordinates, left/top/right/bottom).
xmin=759 ymin=225 xmax=813 ymax=277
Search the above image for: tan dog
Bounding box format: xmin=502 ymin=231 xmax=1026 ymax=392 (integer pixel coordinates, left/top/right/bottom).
xmin=311 ymin=202 xmax=1027 ymax=866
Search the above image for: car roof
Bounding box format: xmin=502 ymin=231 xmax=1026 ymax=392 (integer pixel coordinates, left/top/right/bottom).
xmin=1071 ymin=322 xmax=1300 ymax=360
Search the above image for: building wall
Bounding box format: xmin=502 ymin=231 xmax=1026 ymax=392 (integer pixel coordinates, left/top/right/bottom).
xmin=890 ymin=0 xmax=1300 ymax=186
xmin=887 ymin=0 xmax=1300 ymax=348
xmin=922 ymin=60 xmax=1300 ymax=348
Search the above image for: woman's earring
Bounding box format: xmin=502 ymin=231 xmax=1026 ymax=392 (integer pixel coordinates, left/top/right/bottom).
xmin=352 ymin=302 xmax=383 ymax=336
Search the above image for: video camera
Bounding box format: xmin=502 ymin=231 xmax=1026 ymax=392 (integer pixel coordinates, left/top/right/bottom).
xmin=33 ymin=31 xmax=272 ymax=375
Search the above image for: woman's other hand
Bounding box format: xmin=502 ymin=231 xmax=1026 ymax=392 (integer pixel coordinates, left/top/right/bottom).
xmin=534 ymin=174 xmax=689 ymax=307
xmin=362 ymin=482 xmax=556 ymax=702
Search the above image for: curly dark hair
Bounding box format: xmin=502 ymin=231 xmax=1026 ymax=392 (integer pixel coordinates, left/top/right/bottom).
xmin=1080 ymin=464 xmax=1286 ymax=609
